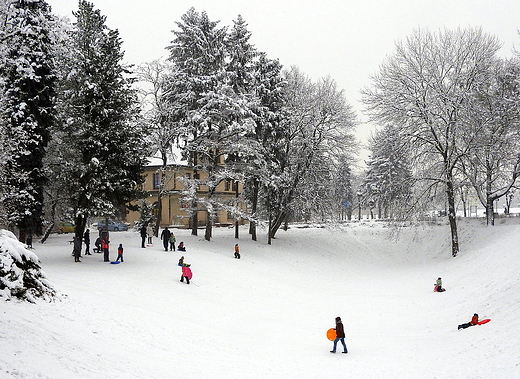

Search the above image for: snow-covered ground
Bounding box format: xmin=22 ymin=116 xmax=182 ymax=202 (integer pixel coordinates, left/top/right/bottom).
xmin=1 ymin=218 xmax=519 ymax=378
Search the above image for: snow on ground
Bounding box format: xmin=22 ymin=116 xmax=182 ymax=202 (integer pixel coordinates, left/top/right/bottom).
xmin=1 ymin=218 xmax=519 ymax=378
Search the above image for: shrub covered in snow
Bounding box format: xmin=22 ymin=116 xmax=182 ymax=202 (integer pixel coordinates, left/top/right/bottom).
xmin=0 ymin=229 xmax=58 ymax=302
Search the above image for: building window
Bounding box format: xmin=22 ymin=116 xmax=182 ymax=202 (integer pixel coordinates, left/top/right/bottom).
xmin=225 ymin=179 xmax=231 ymax=191
xmin=232 ymin=180 xmax=238 ymax=192
xmin=153 ymin=173 xmax=160 ymax=189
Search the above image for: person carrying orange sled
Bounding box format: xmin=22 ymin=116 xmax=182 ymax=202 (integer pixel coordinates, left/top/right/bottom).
xmin=330 ymin=317 xmax=348 ymax=353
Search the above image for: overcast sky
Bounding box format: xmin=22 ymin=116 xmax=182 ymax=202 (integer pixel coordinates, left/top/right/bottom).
xmin=47 ymin=0 xmax=520 ymax=159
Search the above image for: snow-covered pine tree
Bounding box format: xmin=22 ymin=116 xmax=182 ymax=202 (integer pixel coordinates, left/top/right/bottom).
xmin=165 ymin=8 xmax=225 ymax=237
xmin=0 ymin=229 xmax=58 ymax=302
xmin=244 ymin=53 xmax=286 ymax=241
xmin=52 ymin=0 xmax=146 ymax=239
xmin=167 ymin=9 xmax=255 ymax=241
xmin=0 ymin=0 xmax=56 ymax=243
xmin=361 ymin=124 xmax=413 ymax=220
xmin=224 ymin=15 xmax=261 ymax=239
xmin=333 ymin=155 xmax=354 ymax=221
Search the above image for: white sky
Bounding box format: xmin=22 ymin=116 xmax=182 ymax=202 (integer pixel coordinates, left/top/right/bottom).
xmin=47 ymin=0 xmax=520 ymax=161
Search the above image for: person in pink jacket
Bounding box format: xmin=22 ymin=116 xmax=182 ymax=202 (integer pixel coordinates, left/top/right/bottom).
xmin=181 ymin=265 xmax=192 ymax=284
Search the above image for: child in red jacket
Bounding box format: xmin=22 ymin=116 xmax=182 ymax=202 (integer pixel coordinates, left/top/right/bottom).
xmin=115 ymin=244 xmax=124 ymax=262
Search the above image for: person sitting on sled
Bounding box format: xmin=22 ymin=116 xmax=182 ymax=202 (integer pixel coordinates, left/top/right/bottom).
xmin=458 ymin=313 xmax=479 ymax=330
xmin=177 ymin=241 xmax=186 ymax=251
xmin=434 ymin=277 xmax=446 ymax=292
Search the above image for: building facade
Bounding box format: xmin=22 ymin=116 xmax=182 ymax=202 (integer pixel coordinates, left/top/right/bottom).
xmin=126 ymin=157 xmax=246 ymax=229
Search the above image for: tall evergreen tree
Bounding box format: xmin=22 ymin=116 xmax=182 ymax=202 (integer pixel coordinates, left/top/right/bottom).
xmin=53 ymin=0 xmax=146 ymax=239
xmin=0 ymin=0 xmax=56 ymax=242
xmin=167 ymin=8 xmax=255 ymax=241
xmin=244 ymin=53 xmax=286 ymax=241
xmin=362 ymin=124 xmax=413 ymax=219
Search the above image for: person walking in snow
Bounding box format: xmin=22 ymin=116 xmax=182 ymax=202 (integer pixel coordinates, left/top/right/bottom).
xmin=140 ymin=224 xmax=147 ymax=248
xmin=169 ymin=233 xmax=176 ymax=251
xmin=435 ymin=277 xmax=445 ymax=292
xmin=458 ymin=313 xmax=479 ymax=330
xmin=146 ymin=223 xmax=154 ymax=245
xmin=115 ymin=243 xmax=124 ymax=262
xmin=234 ymin=243 xmax=240 ymax=259
xmin=330 ymin=317 xmax=348 ymax=354
xmin=161 ymin=227 xmax=171 ymax=252
xmin=83 ymin=229 xmax=91 ymax=255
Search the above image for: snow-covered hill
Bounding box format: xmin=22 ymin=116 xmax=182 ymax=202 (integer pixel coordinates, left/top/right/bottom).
xmin=1 ymin=218 xmax=519 ymax=378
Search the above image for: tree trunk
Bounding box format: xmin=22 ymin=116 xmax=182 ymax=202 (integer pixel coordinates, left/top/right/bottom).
xmin=486 ymin=196 xmax=495 ymax=226
xmin=205 ymin=210 xmax=212 ymax=241
xmin=235 ymin=180 xmax=239 ymax=239
xmin=191 ymin=205 xmax=198 ymax=236
xmin=446 ymin=178 xmax=459 ymax=257
xmin=248 ymin=178 xmax=259 ymax=241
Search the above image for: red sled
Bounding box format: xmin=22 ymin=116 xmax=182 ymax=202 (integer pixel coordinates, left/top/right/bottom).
xmin=478 ymin=319 xmax=491 ymax=325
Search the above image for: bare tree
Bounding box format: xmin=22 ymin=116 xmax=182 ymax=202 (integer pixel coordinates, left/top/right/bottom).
xmin=362 ymin=27 xmax=501 ymax=257
xmin=137 ymin=59 xmax=180 ymax=234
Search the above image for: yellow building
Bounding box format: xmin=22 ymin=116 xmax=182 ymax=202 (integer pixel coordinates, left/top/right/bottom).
xmin=126 ymin=153 xmax=246 ymax=229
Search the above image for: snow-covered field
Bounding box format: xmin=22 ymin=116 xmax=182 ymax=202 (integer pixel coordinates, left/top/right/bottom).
xmin=1 ymin=218 xmax=519 ymax=378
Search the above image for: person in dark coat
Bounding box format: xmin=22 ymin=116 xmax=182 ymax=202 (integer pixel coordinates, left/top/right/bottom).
xmin=458 ymin=313 xmax=479 ymax=330
xmin=102 ymin=235 xmax=110 ymax=262
xmin=160 ymin=227 xmax=171 ymax=252
xmin=94 ymin=236 xmax=101 ymax=253
xmin=140 ymin=224 xmax=147 ymax=248
xmin=73 ymin=235 xmax=82 ymax=263
xmin=330 ymin=316 xmax=348 ymax=353
xmin=84 ymin=229 xmax=91 ymax=255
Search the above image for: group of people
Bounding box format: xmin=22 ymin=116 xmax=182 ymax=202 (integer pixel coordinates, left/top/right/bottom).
xmin=140 ymin=224 xmax=186 ymax=252
xmin=73 ymin=228 xmax=124 ymax=263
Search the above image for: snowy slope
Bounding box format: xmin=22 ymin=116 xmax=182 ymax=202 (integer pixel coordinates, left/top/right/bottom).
xmin=1 ymin=219 xmax=519 ymax=378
